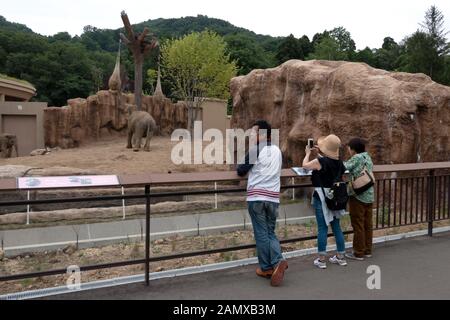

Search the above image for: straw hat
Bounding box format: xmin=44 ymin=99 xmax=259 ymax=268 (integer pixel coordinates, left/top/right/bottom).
xmin=317 ymin=134 xmax=341 ymax=160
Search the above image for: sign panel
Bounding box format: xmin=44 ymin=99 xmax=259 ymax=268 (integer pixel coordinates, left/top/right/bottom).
xmin=291 ymin=167 xmax=313 ymax=176
xmin=17 ymin=175 xmax=120 ymax=189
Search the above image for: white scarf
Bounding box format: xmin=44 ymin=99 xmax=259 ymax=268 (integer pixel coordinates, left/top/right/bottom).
xmin=312 ymin=188 xmax=346 ymax=226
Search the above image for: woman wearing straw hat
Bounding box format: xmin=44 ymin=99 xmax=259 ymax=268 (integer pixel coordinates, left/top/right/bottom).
xmin=302 ymin=134 xmax=348 ymax=269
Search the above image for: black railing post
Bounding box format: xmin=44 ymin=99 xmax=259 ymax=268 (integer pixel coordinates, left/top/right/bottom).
xmin=145 ymin=184 xmax=151 ymax=285
xmin=427 ymin=170 xmax=435 ymax=237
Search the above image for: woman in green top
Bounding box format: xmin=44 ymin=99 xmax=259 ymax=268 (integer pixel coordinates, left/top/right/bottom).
xmin=343 ymin=138 xmax=375 ymax=260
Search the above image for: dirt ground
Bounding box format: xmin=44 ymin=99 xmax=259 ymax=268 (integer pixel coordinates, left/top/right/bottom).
xmin=0 ymin=136 xmax=229 ymax=175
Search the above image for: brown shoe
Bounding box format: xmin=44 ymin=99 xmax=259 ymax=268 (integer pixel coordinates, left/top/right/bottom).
xmin=270 ymin=260 xmax=288 ymax=287
xmin=256 ymin=267 xmax=273 ymax=278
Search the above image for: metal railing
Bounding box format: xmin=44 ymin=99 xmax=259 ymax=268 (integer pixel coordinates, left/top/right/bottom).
xmin=0 ymin=162 xmax=449 ymax=286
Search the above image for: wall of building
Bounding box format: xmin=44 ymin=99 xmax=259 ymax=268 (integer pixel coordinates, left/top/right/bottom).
xmin=200 ymin=98 xmax=229 ymax=136
xmin=0 ymin=102 xmax=47 ymax=156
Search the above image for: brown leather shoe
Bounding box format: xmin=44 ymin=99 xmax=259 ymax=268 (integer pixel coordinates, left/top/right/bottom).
xmin=256 ymin=267 xmax=273 ymax=278
xmin=270 ymin=260 xmax=288 ymax=287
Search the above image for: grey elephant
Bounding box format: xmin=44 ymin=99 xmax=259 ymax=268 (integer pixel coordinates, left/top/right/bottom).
xmin=126 ymin=111 xmax=157 ymax=152
xmin=0 ymin=133 xmax=18 ymax=158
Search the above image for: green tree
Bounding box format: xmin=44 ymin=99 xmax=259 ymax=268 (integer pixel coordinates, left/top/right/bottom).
xmin=442 ymin=56 xmax=450 ymax=84
xmin=398 ymin=5 xmax=449 ymax=82
xmin=354 ymin=47 xmax=376 ymax=65
xmin=50 ymin=32 xmax=72 ymax=42
xmin=309 ymin=36 xmax=346 ymax=60
xmin=381 ymin=36 xmax=397 ymax=51
xmin=309 ymin=27 xmax=355 ymax=61
xmin=329 ymin=27 xmax=356 ymax=59
xmin=420 ymin=5 xmax=449 ymax=56
xmin=311 ymin=31 xmax=330 ymax=50
xmin=400 ymin=31 xmax=437 ymax=76
xmin=373 ymin=37 xmax=401 ymax=71
xmin=298 ymin=35 xmax=312 ymax=58
xmin=146 ymin=68 xmax=157 ymax=93
xmin=161 ymin=30 xmax=237 ymax=131
xmin=276 ymin=34 xmax=304 ymax=63
xmin=224 ymin=33 xmax=275 ymax=74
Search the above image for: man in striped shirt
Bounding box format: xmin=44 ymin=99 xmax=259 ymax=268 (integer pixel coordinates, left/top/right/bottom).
xmin=237 ymin=120 xmax=288 ymax=287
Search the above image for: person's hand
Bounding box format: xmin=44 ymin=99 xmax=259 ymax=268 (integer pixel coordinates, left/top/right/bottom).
xmin=305 ymin=145 xmax=318 ymax=154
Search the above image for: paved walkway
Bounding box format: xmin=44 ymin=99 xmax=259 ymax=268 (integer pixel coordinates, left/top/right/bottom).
xmin=47 ymin=231 xmax=450 ymax=300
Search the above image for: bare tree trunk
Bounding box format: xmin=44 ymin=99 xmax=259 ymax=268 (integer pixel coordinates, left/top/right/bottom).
xmin=120 ymin=11 xmax=158 ymax=112
xmin=135 ymin=56 xmax=143 ymax=110
xmin=187 ymin=100 xmax=194 ymax=134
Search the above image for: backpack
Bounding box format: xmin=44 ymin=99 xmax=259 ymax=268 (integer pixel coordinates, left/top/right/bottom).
xmin=320 ymin=161 xmax=349 ymax=210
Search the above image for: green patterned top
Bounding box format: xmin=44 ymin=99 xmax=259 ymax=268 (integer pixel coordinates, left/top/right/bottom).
xmin=344 ymin=152 xmax=375 ymax=204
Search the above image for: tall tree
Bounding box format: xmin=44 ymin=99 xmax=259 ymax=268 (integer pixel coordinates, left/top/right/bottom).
xmin=329 ymin=26 xmax=356 ymax=60
xmin=374 ymin=37 xmax=401 ymax=71
xmin=381 ymin=37 xmax=397 ymax=51
xmin=224 ymin=33 xmax=275 ymax=74
xmin=120 ymin=11 xmax=158 ymax=110
xmin=311 ymin=31 xmax=330 ymax=51
xmin=309 ymin=28 xmax=355 ymax=61
xmin=276 ymin=34 xmax=304 ymax=64
xmin=354 ymin=47 xmax=376 ymax=66
xmin=399 ymin=5 xmax=449 ymax=81
xmin=400 ymin=31 xmax=436 ymax=76
xmin=161 ymin=31 xmax=237 ymax=132
xmin=309 ymin=35 xmax=346 ymax=60
xmin=298 ymin=35 xmax=312 ymax=58
xmin=420 ymin=5 xmax=449 ymax=56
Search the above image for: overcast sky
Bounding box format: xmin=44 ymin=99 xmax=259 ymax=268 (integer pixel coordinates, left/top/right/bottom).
xmin=2 ymin=0 xmax=450 ymax=49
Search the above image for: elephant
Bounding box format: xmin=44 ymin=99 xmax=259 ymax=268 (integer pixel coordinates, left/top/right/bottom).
xmin=0 ymin=133 xmax=18 ymax=158
xmin=126 ymin=111 xmax=157 ymax=152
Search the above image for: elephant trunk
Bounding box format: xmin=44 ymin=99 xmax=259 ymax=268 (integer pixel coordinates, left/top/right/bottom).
xmin=14 ymin=140 xmax=18 ymax=157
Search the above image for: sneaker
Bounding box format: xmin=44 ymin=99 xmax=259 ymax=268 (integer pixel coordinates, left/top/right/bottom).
xmin=313 ymin=257 xmax=327 ymax=269
xmin=364 ymin=254 xmax=372 ymax=258
xmin=329 ymin=255 xmax=348 ymax=266
xmin=270 ymin=260 xmax=288 ymax=287
xmin=256 ymin=267 xmax=273 ymax=279
xmin=345 ymin=252 xmax=365 ymax=261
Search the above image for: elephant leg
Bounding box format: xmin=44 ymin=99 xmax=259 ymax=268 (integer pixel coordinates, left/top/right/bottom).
xmin=134 ymin=136 xmax=143 ymax=152
xmin=14 ymin=141 xmax=18 ymax=157
xmin=143 ymin=126 xmax=153 ymax=152
xmin=6 ymin=146 xmax=12 ymax=158
xmin=133 ymin=127 xmax=144 ymax=152
xmin=126 ymin=129 xmax=133 ymax=149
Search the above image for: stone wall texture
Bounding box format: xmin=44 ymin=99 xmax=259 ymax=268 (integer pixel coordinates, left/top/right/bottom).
xmin=230 ymin=60 xmax=450 ymax=164
xmin=44 ymin=91 xmax=188 ymax=148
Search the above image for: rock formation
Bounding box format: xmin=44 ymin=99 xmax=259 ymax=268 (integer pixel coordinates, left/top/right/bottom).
xmin=44 ymin=91 xmax=188 ymax=148
xmin=230 ymin=60 xmax=450 ymax=164
xmin=108 ymin=45 xmax=122 ymax=93
xmin=153 ymin=65 xmax=164 ymax=98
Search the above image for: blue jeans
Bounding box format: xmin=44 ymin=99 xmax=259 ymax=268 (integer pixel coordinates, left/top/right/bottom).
xmin=248 ymin=201 xmax=284 ymax=271
xmin=312 ymin=197 xmax=345 ymax=256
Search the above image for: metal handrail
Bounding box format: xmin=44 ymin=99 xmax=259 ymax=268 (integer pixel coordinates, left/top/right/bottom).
xmin=0 ymin=162 xmax=449 ymax=286
xmin=1 ymin=162 xmax=449 ymax=191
